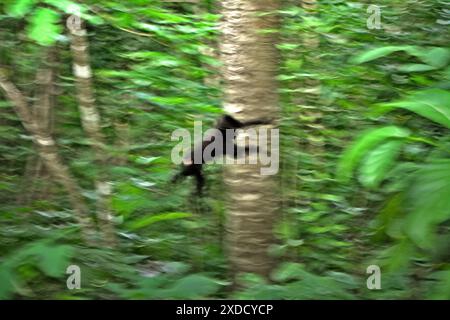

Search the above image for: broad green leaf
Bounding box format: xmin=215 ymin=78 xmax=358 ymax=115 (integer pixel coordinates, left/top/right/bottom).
xmin=6 ymin=0 xmax=36 ymax=17
xmin=407 ymin=47 xmax=450 ymax=68
xmin=378 ymin=240 xmax=415 ymax=272
xmin=135 ymin=156 xmax=160 ymax=165
xmin=397 ymin=64 xmax=437 ymax=73
xmin=350 ymin=46 xmax=414 ymax=64
xmin=337 ymin=126 xmax=410 ymax=183
xmin=351 ymin=46 xmax=450 ymax=68
xmin=25 ymin=243 xmax=75 ymax=277
xmin=127 ymin=212 xmax=192 ymax=230
xmin=377 ymin=89 xmax=450 ymax=129
xmin=359 ymin=140 xmax=404 ymax=188
xmin=111 ymin=185 xmax=151 ymax=217
xmin=162 ymin=274 xmax=223 ymax=299
xmin=28 ymin=8 xmax=61 ymax=46
xmin=404 ymin=159 xmax=450 ymax=248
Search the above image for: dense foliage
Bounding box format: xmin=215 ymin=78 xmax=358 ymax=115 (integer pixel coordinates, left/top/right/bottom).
xmin=0 ymin=0 xmax=449 ymax=299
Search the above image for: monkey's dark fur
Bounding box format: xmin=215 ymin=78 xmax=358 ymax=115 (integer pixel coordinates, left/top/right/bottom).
xmin=172 ymin=115 xmax=270 ymax=195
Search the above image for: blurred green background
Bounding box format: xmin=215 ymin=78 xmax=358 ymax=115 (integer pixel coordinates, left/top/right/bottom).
xmin=0 ymin=0 xmax=449 ymax=299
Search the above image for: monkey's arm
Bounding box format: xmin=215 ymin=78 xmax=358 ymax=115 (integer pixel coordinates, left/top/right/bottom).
xmin=217 ymin=115 xmax=272 ymax=129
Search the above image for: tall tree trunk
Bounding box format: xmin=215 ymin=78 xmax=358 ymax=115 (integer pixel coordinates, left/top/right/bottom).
xmin=0 ymin=68 xmax=96 ymax=244
xmin=68 ymin=19 xmax=116 ymax=247
xmin=219 ymin=0 xmax=281 ymax=279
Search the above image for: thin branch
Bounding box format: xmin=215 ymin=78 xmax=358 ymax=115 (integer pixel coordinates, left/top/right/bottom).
xmin=68 ymin=18 xmax=117 ymax=247
xmin=0 ymin=67 xmax=97 ymax=245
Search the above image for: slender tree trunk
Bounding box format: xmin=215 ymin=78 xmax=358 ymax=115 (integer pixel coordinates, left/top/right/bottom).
xmin=0 ymin=68 xmax=96 ymax=244
xmin=219 ymin=0 xmax=281 ymax=279
xmin=18 ymin=48 xmax=58 ymax=204
xmin=68 ymin=19 xmax=116 ymax=247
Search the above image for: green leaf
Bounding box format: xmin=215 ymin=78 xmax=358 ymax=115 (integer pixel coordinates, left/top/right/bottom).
xmin=350 ymin=46 xmax=414 ymax=64
xmin=127 ymin=212 xmax=192 ymax=230
xmin=378 ymin=240 xmax=415 ymax=272
xmin=6 ymin=0 xmax=36 ymax=17
xmin=142 ymin=9 xmax=188 ymax=23
xmin=28 ymin=8 xmax=61 ymax=46
xmin=42 ymin=0 xmax=80 ymax=13
xmin=30 ymin=244 xmax=75 ymax=277
xmin=408 ymin=47 xmax=450 ymax=69
xmin=397 ymin=64 xmax=437 ymax=73
xmin=377 ymin=89 xmax=450 ymax=129
xmin=404 ymin=159 xmax=450 ymax=248
xmin=351 ymin=46 xmax=450 ymax=69
xmin=373 ymin=193 xmax=405 ymax=240
xmin=123 ymin=51 xmax=185 ymax=67
xmin=162 ymin=274 xmax=223 ymax=299
xmin=337 ymin=126 xmax=410 ymax=183
xmin=359 ymin=140 xmax=404 ymax=188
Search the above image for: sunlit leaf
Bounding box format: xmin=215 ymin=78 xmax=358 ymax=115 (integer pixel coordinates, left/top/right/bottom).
xmin=28 ymin=8 xmax=61 ymax=46
xmin=6 ymin=0 xmax=36 ymax=17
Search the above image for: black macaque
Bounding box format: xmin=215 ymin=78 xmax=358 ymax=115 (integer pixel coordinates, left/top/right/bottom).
xmin=172 ymin=115 xmax=271 ymax=196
